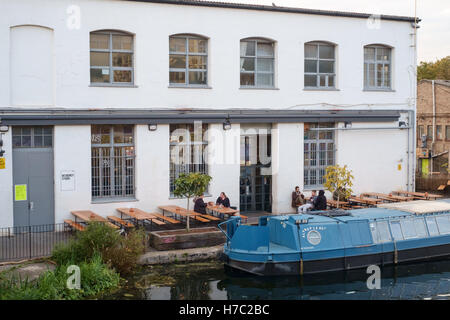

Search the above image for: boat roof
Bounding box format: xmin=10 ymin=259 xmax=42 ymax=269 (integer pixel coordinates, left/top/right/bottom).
xmin=271 ymin=200 xmax=450 ymax=224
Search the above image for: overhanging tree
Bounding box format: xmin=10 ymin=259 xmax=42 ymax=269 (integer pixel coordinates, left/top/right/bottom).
xmin=173 ymin=172 xmax=212 ymax=232
xmin=323 ymin=164 xmax=354 ymax=209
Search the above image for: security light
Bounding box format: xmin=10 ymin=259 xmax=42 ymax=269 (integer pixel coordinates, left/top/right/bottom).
xmin=223 ymin=119 xmax=231 ymax=130
xmin=0 ymin=125 xmax=9 ymax=133
xmin=148 ymin=123 xmax=157 ymax=131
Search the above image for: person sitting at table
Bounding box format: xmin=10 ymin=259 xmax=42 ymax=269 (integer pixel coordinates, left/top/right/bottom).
xmin=313 ymin=190 xmax=327 ymax=211
xmin=216 ymin=192 xmax=231 ymax=208
xmin=298 ymin=190 xmax=316 ymax=213
xmin=194 ymin=194 xmax=208 ymax=214
xmin=292 ymin=186 xmax=305 ymax=209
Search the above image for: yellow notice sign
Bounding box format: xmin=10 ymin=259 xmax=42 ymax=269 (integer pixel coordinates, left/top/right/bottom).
xmin=0 ymin=158 xmax=5 ymax=169
xmin=15 ymin=185 xmax=27 ymax=201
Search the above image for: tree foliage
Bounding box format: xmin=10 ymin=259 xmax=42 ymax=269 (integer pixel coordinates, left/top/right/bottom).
xmin=323 ymin=165 xmax=354 ymax=208
xmin=417 ymin=56 xmax=450 ymax=81
xmin=173 ymin=172 xmax=212 ymax=232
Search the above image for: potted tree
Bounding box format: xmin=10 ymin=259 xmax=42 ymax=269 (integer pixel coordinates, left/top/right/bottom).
xmin=173 ymin=172 xmax=212 ymax=232
xmin=323 ymin=164 xmax=354 ymax=209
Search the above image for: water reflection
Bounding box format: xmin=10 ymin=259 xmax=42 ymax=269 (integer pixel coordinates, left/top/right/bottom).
xmin=111 ymin=259 xmax=450 ymax=300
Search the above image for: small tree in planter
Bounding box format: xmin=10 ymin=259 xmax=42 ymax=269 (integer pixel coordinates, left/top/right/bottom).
xmin=173 ymin=172 xmax=212 ymax=232
xmin=323 ymin=165 xmax=354 ymax=209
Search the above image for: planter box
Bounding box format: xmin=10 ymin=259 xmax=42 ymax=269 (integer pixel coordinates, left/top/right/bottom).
xmin=149 ymin=227 xmax=226 ymax=251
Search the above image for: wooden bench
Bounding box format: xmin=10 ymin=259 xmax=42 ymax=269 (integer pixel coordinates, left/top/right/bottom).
xmin=151 ymin=213 xmax=181 ymax=224
xmin=106 ymin=222 xmax=120 ymax=229
xmin=64 ymin=219 xmax=86 ymax=232
xmin=107 ymin=216 xmax=135 ymax=228
xmin=194 ymin=215 xmax=210 ymax=223
xmin=199 ymin=214 xmax=221 ymax=221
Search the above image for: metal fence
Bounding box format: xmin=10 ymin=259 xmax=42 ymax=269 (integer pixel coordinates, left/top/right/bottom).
xmin=0 ymin=223 xmax=74 ymax=262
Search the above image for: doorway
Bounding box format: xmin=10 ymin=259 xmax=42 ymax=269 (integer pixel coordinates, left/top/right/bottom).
xmin=239 ymin=125 xmax=272 ymax=213
xmin=12 ymin=126 xmax=54 ymax=227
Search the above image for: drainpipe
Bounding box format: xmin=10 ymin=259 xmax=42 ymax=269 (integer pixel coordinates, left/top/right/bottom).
xmin=431 ymin=80 xmax=436 ymax=176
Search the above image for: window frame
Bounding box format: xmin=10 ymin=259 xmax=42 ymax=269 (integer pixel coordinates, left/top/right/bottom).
xmin=304 ymin=123 xmax=335 ymax=188
xmin=89 ymin=30 xmax=134 ymax=86
xmin=304 ymin=41 xmax=336 ymax=89
xmin=169 ymin=35 xmax=208 ymax=87
xmin=91 ymin=125 xmax=136 ymax=200
xmin=12 ymin=126 xmax=53 ymax=148
xmin=363 ymin=45 xmax=392 ymax=91
xmin=169 ymin=123 xmax=209 ymax=196
xmin=240 ymin=38 xmax=275 ymax=88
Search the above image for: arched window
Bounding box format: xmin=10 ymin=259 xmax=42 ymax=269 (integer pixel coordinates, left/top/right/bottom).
xmin=169 ymin=34 xmax=208 ymax=86
xmin=240 ymin=38 xmax=275 ymax=88
xmin=90 ymin=30 xmax=134 ymax=85
xmin=304 ymin=41 xmax=336 ymax=88
xmin=364 ymin=44 xmax=392 ymax=89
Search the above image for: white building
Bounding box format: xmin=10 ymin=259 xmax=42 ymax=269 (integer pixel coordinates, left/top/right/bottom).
xmin=0 ymin=0 xmax=418 ymax=228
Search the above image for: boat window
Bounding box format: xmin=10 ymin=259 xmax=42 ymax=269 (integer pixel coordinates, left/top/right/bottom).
xmin=369 ymin=222 xmax=379 ymax=243
xmin=390 ymin=221 xmax=404 ymax=241
xmin=426 ymin=217 xmax=439 ymax=236
xmin=436 ymin=215 xmax=450 ymax=235
xmin=376 ymin=221 xmax=392 ymax=243
xmin=401 ymin=219 xmax=417 ymax=239
xmin=413 ymin=218 xmax=428 ymax=237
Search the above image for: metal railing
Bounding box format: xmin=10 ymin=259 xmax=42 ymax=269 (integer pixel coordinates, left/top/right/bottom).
xmin=0 ymin=223 xmax=74 ymax=262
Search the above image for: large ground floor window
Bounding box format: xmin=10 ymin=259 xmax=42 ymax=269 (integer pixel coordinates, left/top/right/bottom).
xmin=169 ymin=123 xmax=208 ymax=195
xmin=304 ymin=122 xmax=335 ymax=188
xmin=91 ymin=125 xmax=135 ymax=199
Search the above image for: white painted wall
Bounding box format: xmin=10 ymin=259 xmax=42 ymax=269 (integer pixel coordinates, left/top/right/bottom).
xmin=0 ymin=0 xmax=416 ymax=111
xmin=271 ymin=123 xmax=304 ymax=214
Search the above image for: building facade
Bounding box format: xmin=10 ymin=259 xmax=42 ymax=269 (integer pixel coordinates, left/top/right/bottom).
xmin=416 ymin=80 xmax=450 ymax=175
xmin=0 ymin=0 xmax=418 ymax=228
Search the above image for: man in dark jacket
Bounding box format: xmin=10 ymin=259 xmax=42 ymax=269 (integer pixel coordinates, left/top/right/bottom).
xmin=194 ymin=195 xmax=208 ymax=214
xmin=313 ymin=190 xmax=327 ymax=211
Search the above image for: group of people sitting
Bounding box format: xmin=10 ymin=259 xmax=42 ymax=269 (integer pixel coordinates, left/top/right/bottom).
xmin=193 ymin=192 xmax=230 ymax=214
xmin=291 ymin=186 xmax=327 ymax=213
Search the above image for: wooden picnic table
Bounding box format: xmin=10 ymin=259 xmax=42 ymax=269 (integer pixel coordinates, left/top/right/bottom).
xmin=71 ymin=210 xmax=108 ymax=223
xmin=207 ymin=205 xmax=239 ymax=216
xmin=360 ymin=192 xmax=412 ymax=203
xmin=392 ymin=190 xmax=443 ymax=200
xmin=116 ymin=207 xmax=166 ymax=226
xmin=348 ymin=196 xmax=382 ymax=206
xmin=327 ymin=199 xmax=349 ymax=208
xmin=158 ymin=205 xmax=212 ymax=223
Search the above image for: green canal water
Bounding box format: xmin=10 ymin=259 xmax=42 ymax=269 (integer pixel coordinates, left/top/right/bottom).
xmin=102 ymin=259 xmax=450 ymax=300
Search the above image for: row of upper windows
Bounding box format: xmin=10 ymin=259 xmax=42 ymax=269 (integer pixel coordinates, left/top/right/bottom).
xmin=89 ymin=30 xmax=393 ymax=90
xmin=370 ymin=215 xmax=450 ymax=244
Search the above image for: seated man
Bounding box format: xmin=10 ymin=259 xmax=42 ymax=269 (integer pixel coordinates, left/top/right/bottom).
xmin=194 ymin=194 xmax=208 ymax=214
xmin=313 ymin=190 xmax=327 ymax=211
xmin=298 ymin=190 xmax=316 ymax=213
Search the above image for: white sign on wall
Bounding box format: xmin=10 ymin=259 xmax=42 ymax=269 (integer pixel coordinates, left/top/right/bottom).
xmin=61 ymin=170 xmax=75 ymax=191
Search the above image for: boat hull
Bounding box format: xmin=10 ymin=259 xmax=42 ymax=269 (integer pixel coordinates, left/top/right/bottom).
xmin=224 ymin=243 xmax=450 ymax=276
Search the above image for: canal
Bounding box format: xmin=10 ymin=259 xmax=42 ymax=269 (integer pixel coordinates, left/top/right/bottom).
xmin=103 ymin=258 xmax=450 ymax=300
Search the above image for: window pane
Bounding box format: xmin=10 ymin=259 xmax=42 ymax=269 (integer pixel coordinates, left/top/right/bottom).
xmin=90 ymin=68 xmax=110 ymax=83
xmin=305 ymin=60 xmax=317 ymax=73
xmin=328 ymin=75 xmax=335 ymax=87
xmin=34 ymin=136 xmax=43 ymax=147
xmin=22 ymin=135 xmax=31 ymax=147
xmin=112 ymin=53 xmax=132 ymax=67
xmin=169 ymin=55 xmax=186 ymax=68
xmin=257 ymin=73 xmax=273 ymax=87
xmin=426 ymin=217 xmax=439 ymax=236
xmin=369 ymin=222 xmax=378 ymax=243
xmin=377 ymin=221 xmax=392 ymax=243
xmin=383 ymin=64 xmax=390 ymax=87
xmin=240 ymin=41 xmax=255 ymax=56
xmin=189 ymin=56 xmax=207 ymax=69
xmin=90 ymin=52 xmax=109 ymax=66
xmin=319 ymin=75 xmax=326 ymax=87
xmin=319 ymin=45 xmax=334 ymax=59
xmin=305 ymin=44 xmax=317 ymax=58
xmin=377 ymin=47 xmax=390 ymax=61
xmin=12 ymin=136 xmax=21 ymax=147
xmin=170 ymin=71 xmax=185 ymax=84
xmin=257 ymin=43 xmax=274 ymax=57
xmin=240 ymin=73 xmax=255 ymax=86
xmin=113 ymin=70 xmax=132 ymax=83
xmin=257 ymin=58 xmax=273 ymax=72
xmin=112 ymin=35 xmax=132 ymax=50
xmin=240 ymin=58 xmax=255 ymax=72
xmin=377 ymin=64 xmax=383 ymax=87
xmin=188 ymin=71 xmax=207 ymax=84
xmin=436 ymin=216 xmax=450 ymax=234
xmin=390 ymin=221 xmax=403 ymax=240
xmin=189 ymin=38 xmax=207 ymax=53
xmin=169 ymin=37 xmax=186 ymax=53
xmin=414 ymin=218 xmax=427 ymax=237
xmin=368 ymin=63 xmax=375 ymax=87
xmin=401 ymin=219 xmax=417 ymax=239
xmin=446 ymin=126 xmax=450 ymax=140
xmin=34 ymin=127 xmax=42 ymax=135
xmin=43 ymin=136 xmax=52 ymax=147
xmin=90 ymin=33 xmax=109 ymax=50
xmin=319 ymin=60 xmax=334 ymax=73
xmin=304 ymin=74 xmax=317 ymax=87
xmin=364 ymin=47 xmax=375 ymax=60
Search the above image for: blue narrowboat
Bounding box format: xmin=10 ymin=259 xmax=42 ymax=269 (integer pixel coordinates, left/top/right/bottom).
xmin=219 ymin=199 xmax=450 ymax=276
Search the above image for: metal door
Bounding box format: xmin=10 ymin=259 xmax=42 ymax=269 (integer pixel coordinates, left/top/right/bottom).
xmin=12 ymin=127 xmax=54 ymax=227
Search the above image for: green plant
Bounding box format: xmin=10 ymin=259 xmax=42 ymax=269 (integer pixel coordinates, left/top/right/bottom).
xmin=323 ymin=165 xmax=354 ymax=208
xmin=173 ymin=172 xmax=212 ymax=232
